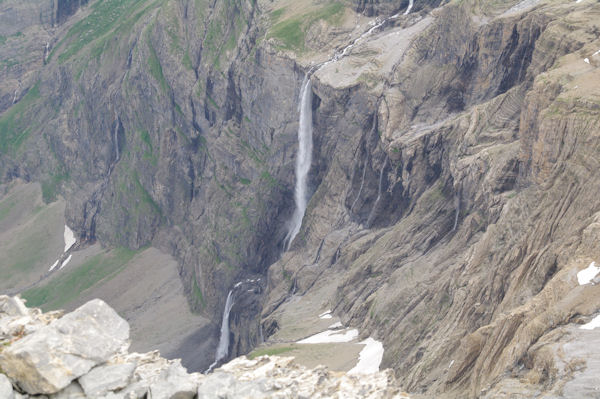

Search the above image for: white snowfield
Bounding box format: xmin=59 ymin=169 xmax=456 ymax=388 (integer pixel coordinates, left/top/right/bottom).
xmin=319 ymin=310 xmax=333 ymax=319
xmin=64 ymin=225 xmax=76 ymax=253
xmin=60 ymin=254 xmax=72 ymax=270
xmin=580 ymin=315 xmax=600 ymax=330
xmin=48 ymin=225 xmax=77 ymax=271
xmin=297 ymin=328 xmax=359 ymax=344
xmin=577 ymin=262 xmax=600 ymax=285
xmin=348 ymin=338 xmax=385 ymax=375
xmin=48 ymin=260 xmax=59 ymax=272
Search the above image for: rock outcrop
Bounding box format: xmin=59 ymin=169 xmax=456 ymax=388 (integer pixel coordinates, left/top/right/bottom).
xmin=0 ymin=296 xmax=407 ymax=398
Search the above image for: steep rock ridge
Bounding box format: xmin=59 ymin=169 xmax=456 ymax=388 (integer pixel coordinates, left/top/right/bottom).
xmin=54 ymin=0 xmax=91 ymax=26
xmin=0 ymin=296 xmax=406 ymax=398
xmin=0 ymin=0 xmax=89 ymax=114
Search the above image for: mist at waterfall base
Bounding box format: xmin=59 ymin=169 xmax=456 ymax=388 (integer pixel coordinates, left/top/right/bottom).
xmin=205 ymin=290 xmax=235 ymax=373
xmin=284 ymin=76 xmax=313 ymax=250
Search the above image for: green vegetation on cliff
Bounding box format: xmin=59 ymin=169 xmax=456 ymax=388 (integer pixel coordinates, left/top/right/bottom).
xmin=0 ymin=82 xmax=40 ymax=154
xmin=268 ymin=2 xmax=345 ymax=51
xmin=22 ymin=247 xmax=139 ymax=310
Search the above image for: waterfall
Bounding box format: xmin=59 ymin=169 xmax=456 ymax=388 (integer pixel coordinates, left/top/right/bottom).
xmin=206 ymin=289 xmax=235 ymax=373
xmin=366 ymin=156 xmax=389 ymax=227
xmin=44 ymin=42 xmax=50 ymax=63
xmin=284 ymin=76 xmax=313 ymax=250
xmin=351 ymin=153 xmax=369 ymax=212
xmin=453 ymin=194 xmax=460 ymax=231
xmin=404 ymin=0 xmax=414 ymax=15
xmin=113 ymin=118 xmax=120 ymax=162
xmin=282 ymin=8 xmax=414 ymax=249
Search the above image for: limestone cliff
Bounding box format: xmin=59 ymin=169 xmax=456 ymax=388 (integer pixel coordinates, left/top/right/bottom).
xmin=0 ymin=0 xmax=599 ymax=397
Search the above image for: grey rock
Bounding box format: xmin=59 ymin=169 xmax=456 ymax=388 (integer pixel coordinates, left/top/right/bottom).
xmin=78 ymin=362 xmax=136 ymax=397
xmin=148 ymin=361 xmax=198 ymax=399
xmin=0 ymin=296 xmax=29 ymax=317
xmin=0 ymin=373 xmax=14 ymax=399
xmin=49 ymin=381 xmax=85 ymax=399
xmin=0 ymin=299 xmax=129 ymax=395
xmin=197 ymin=372 xmax=268 ymax=399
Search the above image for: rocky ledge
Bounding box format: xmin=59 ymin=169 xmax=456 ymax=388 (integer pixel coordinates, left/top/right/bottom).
xmin=0 ymin=296 xmax=407 ymax=398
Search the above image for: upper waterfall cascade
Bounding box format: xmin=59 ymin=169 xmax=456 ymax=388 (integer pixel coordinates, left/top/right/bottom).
xmin=285 ymin=76 xmax=313 ymax=250
xmin=283 ymin=6 xmax=416 ymax=249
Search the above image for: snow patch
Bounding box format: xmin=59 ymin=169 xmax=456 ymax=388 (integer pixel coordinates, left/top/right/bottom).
xmin=593 ymin=49 xmax=600 ymax=57
xmin=328 ymin=322 xmax=343 ymax=329
xmin=577 ymin=262 xmax=600 ymax=285
xmin=581 ymin=315 xmax=600 ymax=330
xmin=64 ymin=225 xmax=76 ymax=253
xmin=60 ymin=254 xmax=72 ymax=270
xmin=48 ymin=260 xmax=59 ymax=272
xmin=298 ymin=328 xmax=359 ymax=344
xmin=584 ymin=58 xmax=590 ymax=64
xmin=319 ymin=310 xmax=332 ymax=319
xmin=348 ymin=338 xmax=384 ymax=375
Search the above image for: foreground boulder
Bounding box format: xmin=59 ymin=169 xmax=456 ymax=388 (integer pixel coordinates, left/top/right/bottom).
xmin=0 ymin=297 xmax=407 ymax=398
xmin=0 ymin=373 xmax=14 ymax=399
xmin=0 ymin=299 xmax=129 ymax=394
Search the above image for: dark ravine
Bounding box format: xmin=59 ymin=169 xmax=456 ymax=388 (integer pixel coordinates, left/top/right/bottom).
xmin=1 ymin=0 xmax=600 ymax=397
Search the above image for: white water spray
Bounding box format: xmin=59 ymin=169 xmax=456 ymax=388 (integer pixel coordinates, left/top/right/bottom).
xmin=453 ymin=194 xmax=460 ymax=231
xmin=404 ymin=0 xmax=414 ymax=15
xmin=44 ymin=42 xmax=50 ymax=63
xmin=366 ymin=156 xmax=388 ymax=227
xmin=206 ymin=289 xmax=235 ymax=373
xmin=113 ymin=118 xmax=120 ymax=162
xmin=351 ymin=153 xmax=369 ymax=212
xmin=284 ymin=76 xmax=313 ymax=249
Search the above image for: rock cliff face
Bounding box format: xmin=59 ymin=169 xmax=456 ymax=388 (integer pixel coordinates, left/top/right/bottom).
xmin=0 ymin=0 xmax=599 ymax=397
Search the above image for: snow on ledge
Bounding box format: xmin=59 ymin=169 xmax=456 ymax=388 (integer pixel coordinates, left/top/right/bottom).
xmin=60 ymin=254 xmax=72 ymax=270
xmin=577 ymin=262 xmax=600 ymax=285
xmin=328 ymin=322 xmax=343 ymax=329
xmin=64 ymin=225 xmax=76 ymax=253
xmin=319 ymin=310 xmax=332 ymax=319
xmin=48 ymin=259 xmax=59 ymax=272
xmin=347 ymin=338 xmax=384 ymax=375
xmin=297 ymin=328 xmax=358 ymax=344
xmin=581 ymin=315 xmax=600 ymax=330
